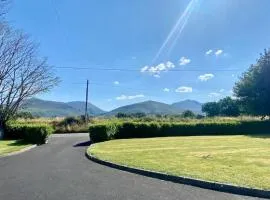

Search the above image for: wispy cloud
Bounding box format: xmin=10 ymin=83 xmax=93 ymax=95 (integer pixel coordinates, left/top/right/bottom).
xmin=131 ymin=56 xmax=136 ymax=60
xmin=113 ymin=81 xmax=120 ymax=85
xmin=141 ymin=61 xmax=175 ymax=77
xmin=179 ymin=57 xmax=191 ymax=66
xmin=205 ymin=49 xmax=213 ymax=55
xmin=163 ymin=88 xmax=170 ymax=92
xmin=116 ymin=94 xmax=145 ymax=100
xmin=175 ymin=86 xmax=192 ymax=93
xmin=208 ymin=92 xmax=221 ymax=98
xmin=198 ymin=73 xmax=214 ymax=81
xmin=219 ymin=89 xmax=225 ymax=93
xmin=107 ymin=98 xmax=112 ymax=102
xmin=215 ymin=49 xmax=223 ymax=56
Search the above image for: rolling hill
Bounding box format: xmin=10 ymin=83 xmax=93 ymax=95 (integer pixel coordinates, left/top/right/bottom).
xmin=106 ymin=101 xmax=178 ymax=115
xmin=21 ymin=98 xmax=105 ymax=117
xmin=171 ymin=100 xmax=202 ymax=114
xmin=20 ymin=98 xmax=202 ymax=117
xmin=106 ymin=100 xmax=202 ymax=116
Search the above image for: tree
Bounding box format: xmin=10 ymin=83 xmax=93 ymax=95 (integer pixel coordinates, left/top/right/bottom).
xmin=181 ymin=110 xmax=196 ymax=118
xmin=202 ymin=102 xmax=220 ymax=117
xmin=15 ymin=111 xmax=34 ymax=119
xmin=0 ymin=24 xmax=59 ymax=137
xmin=219 ymin=97 xmax=240 ymax=117
xmin=234 ymin=49 xmax=270 ymax=118
xmin=0 ymin=0 xmax=10 ymax=17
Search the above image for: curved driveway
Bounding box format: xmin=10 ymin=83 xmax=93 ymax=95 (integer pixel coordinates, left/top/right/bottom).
xmin=0 ymin=134 xmax=264 ymax=200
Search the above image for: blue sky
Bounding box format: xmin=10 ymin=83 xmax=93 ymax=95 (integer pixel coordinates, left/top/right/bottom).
xmin=6 ymin=0 xmax=270 ymax=111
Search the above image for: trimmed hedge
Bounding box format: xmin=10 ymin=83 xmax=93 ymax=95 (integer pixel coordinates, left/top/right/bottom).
xmin=89 ymin=121 xmax=270 ymax=143
xmin=6 ymin=123 xmax=54 ymax=144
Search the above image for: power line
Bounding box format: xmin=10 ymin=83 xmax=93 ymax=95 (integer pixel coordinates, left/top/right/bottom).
xmin=53 ymin=66 xmax=241 ymax=72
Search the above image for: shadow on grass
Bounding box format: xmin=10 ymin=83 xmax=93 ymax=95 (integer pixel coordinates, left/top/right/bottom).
xmin=247 ymin=134 xmax=270 ymax=139
xmin=6 ymin=140 xmax=29 ymax=146
xmin=73 ymin=140 xmax=91 ymax=147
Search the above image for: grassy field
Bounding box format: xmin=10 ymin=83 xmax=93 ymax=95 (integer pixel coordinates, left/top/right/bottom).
xmin=0 ymin=140 xmax=32 ymax=156
xmin=89 ymin=135 xmax=270 ymax=189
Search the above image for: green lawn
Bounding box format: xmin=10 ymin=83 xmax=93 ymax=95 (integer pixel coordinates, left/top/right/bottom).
xmin=88 ymin=135 xmax=270 ymax=190
xmin=0 ymin=140 xmax=32 ymax=156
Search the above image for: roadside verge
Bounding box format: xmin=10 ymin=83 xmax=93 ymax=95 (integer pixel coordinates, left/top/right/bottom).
xmin=86 ymin=148 xmax=270 ymax=199
xmin=0 ymin=145 xmax=36 ymax=158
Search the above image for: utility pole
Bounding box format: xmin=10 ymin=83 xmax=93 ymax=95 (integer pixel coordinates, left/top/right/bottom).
xmin=85 ymin=79 xmax=89 ymax=123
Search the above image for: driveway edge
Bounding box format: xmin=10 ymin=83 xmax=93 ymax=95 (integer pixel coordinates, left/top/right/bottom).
xmin=0 ymin=144 xmax=37 ymax=158
xmin=86 ymin=149 xmax=270 ymax=199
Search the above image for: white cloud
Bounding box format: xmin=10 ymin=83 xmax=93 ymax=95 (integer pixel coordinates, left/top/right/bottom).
xmin=107 ymin=98 xmax=112 ymax=102
xmin=113 ymin=81 xmax=119 ymax=85
xmin=175 ymin=86 xmax=192 ymax=93
xmin=140 ymin=66 xmax=149 ymax=73
xmin=198 ymin=73 xmax=214 ymax=81
xmin=163 ymin=88 xmax=170 ymax=92
xmin=208 ymin=92 xmax=221 ymax=98
xmin=179 ymin=57 xmax=191 ymax=66
xmin=116 ymin=94 xmax=145 ymax=100
xmin=215 ymin=49 xmax=223 ymax=56
xmin=205 ymin=49 xmax=213 ymax=55
xmin=140 ymin=61 xmax=175 ymax=77
xmin=219 ymin=89 xmax=225 ymax=93
xmin=232 ymin=74 xmax=235 ymax=77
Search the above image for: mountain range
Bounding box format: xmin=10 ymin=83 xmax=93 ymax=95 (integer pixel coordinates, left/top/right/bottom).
xmin=21 ymin=98 xmax=105 ymax=117
xmin=20 ymin=98 xmax=202 ymax=117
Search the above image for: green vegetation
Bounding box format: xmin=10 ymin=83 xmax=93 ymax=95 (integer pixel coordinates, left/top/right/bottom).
xmin=6 ymin=122 xmax=54 ymax=144
xmin=0 ymin=140 xmax=31 ymax=156
xmin=202 ymin=97 xmax=240 ymax=117
xmin=234 ymin=49 xmax=270 ymax=118
xmin=89 ymin=120 xmax=270 ymax=143
xmin=89 ymin=135 xmax=270 ymax=189
xmin=21 ymin=98 xmax=105 ymax=117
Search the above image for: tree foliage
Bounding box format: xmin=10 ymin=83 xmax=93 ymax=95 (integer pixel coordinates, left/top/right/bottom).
xmin=202 ymin=102 xmax=220 ymax=117
xmin=234 ymin=49 xmax=270 ymax=117
xmin=202 ymin=97 xmax=240 ymax=117
xmin=219 ymin=97 xmax=240 ymax=117
xmin=0 ymin=24 xmax=59 ymax=132
xmin=181 ymin=110 xmax=196 ymax=118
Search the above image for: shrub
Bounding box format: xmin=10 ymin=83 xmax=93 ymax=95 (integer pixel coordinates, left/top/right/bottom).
xmin=6 ymin=122 xmax=54 ymax=144
xmin=59 ymin=116 xmax=82 ymax=126
xmin=89 ymin=124 xmax=109 ymax=143
xmin=181 ymin=110 xmax=196 ymax=118
xmin=89 ymin=120 xmax=270 ymax=143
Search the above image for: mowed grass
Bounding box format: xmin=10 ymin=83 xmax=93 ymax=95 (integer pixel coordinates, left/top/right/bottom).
xmin=89 ymin=135 xmax=270 ymax=189
xmin=0 ymin=140 xmax=31 ymax=156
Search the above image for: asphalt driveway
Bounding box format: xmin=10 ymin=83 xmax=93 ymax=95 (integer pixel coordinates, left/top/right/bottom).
xmin=0 ymin=134 xmax=264 ymax=200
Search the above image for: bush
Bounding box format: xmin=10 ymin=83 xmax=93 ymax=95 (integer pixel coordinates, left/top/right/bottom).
xmin=59 ymin=116 xmax=82 ymax=126
xmin=6 ymin=122 xmax=54 ymax=144
xmin=181 ymin=110 xmax=196 ymax=118
xmin=89 ymin=124 xmax=109 ymax=143
xmin=89 ymin=120 xmax=270 ymax=143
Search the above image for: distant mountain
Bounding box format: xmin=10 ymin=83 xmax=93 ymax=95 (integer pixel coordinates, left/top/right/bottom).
xmin=107 ymin=100 xmax=179 ymax=116
xmin=171 ymin=100 xmax=202 ymax=114
xmin=20 ymin=98 xmax=202 ymax=117
xmin=21 ymin=98 xmax=105 ymax=117
xmin=106 ymin=100 xmax=202 ymax=116
xmin=67 ymin=101 xmax=104 ymax=115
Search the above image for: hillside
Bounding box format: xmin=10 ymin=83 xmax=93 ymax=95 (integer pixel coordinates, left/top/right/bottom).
xmin=20 ymin=98 xmax=202 ymax=117
xmin=107 ymin=100 xmax=179 ymax=115
xmin=106 ymin=100 xmax=202 ymax=116
xmin=21 ymin=98 xmax=104 ymax=117
xmin=171 ymin=100 xmax=202 ymax=114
